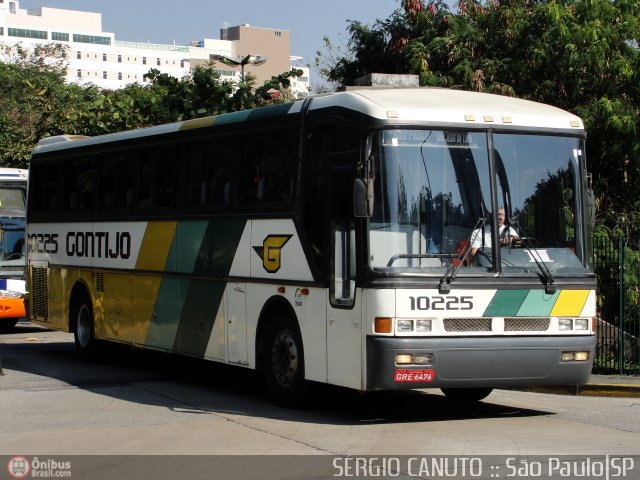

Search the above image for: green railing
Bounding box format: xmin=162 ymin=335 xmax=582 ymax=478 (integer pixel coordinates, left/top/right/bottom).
xmin=592 ymin=236 xmax=640 ymax=375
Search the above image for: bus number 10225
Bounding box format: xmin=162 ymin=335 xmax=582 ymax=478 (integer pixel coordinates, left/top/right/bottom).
xmin=409 ymin=295 xmax=473 ymax=311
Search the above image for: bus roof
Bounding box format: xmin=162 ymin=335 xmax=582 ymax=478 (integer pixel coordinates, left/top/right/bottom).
xmin=31 ymin=88 xmax=584 ymax=156
xmin=312 ymin=88 xmax=584 ymax=131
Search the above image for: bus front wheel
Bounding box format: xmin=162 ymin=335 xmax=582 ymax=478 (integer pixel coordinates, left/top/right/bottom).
xmin=72 ymin=294 xmax=97 ymax=358
xmin=261 ymin=314 xmax=306 ymax=407
xmin=441 ymin=387 xmax=493 ymax=403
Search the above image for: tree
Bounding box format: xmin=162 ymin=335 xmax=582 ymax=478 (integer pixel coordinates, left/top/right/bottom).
xmin=324 ymin=0 xmax=640 ymax=241
xmin=0 ymin=43 xmax=75 ymax=167
xmin=0 ymin=41 xmax=303 ymax=166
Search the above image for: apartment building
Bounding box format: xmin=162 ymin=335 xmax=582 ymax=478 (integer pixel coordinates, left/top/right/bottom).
xmin=0 ymin=0 xmax=310 ymax=97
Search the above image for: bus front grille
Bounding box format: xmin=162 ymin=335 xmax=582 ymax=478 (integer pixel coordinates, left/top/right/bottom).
xmin=30 ymin=267 xmax=49 ymax=321
xmin=443 ymin=318 xmax=492 ymax=332
xmin=504 ymin=317 xmax=550 ymax=331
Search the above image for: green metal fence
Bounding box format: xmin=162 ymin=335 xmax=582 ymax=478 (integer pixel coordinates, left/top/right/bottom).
xmin=592 ymin=236 xmax=640 ymax=375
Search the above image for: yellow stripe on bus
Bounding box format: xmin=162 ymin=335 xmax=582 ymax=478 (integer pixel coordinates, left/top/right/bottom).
xmin=550 ymin=290 xmax=590 ymax=317
xmin=135 ymin=221 xmax=177 ymax=271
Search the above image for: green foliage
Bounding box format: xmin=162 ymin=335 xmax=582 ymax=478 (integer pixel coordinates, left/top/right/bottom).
xmin=0 ymin=46 xmax=303 ymax=167
xmin=325 ymin=0 xmax=640 ymax=240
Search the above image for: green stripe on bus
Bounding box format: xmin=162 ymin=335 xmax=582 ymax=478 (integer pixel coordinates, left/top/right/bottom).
xmin=173 ymin=280 xmax=226 ymax=357
xmin=144 ymin=277 xmax=187 ymax=350
xmin=193 ymin=219 xmax=247 ymax=276
xmin=173 ymin=219 xmax=246 ymax=357
xmin=516 ymin=289 xmax=561 ymax=316
xmin=483 ymin=290 xmax=529 ymax=317
xmin=172 ymin=221 xmax=209 ymax=273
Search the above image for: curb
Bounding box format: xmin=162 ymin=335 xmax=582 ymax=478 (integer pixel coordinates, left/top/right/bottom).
xmin=514 ymin=384 xmax=640 ymax=398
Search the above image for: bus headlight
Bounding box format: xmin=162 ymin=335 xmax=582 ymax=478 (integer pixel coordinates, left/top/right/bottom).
xmin=574 ymin=319 xmax=589 ymax=330
xmin=395 ymin=353 xmax=433 ymax=365
xmin=559 ymin=318 xmax=573 ymax=330
xmin=561 ymin=351 xmax=590 ymax=362
xmin=416 ymin=319 xmax=432 ymax=332
xmin=397 ymin=319 xmax=414 ymax=333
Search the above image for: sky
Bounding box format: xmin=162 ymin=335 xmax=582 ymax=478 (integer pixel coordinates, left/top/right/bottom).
xmin=18 ymin=0 xmax=404 ymax=85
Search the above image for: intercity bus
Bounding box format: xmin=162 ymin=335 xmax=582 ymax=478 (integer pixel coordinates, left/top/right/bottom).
xmin=26 ymin=88 xmax=596 ymax=404
xmin=0 ymin=168 xmax=28 ymax=331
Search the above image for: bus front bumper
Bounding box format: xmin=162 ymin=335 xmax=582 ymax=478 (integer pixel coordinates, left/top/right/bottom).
xmin=365 ymin=335 xmax=595 ymax=391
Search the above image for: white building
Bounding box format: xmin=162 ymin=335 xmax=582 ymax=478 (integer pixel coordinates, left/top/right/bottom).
xmin=0 ymin=0 xmax=310 ymax=97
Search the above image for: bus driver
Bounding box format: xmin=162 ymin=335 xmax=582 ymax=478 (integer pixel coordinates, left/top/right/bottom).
xmin=470 ymin=207 xmax=519 ymax=257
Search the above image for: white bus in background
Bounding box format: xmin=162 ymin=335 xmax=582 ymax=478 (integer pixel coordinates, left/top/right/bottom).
xmin=0 ymin=168 xmax=28 ymax=331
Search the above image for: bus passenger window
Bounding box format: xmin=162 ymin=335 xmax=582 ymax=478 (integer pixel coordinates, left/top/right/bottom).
xmin=186 ymin=139 xmax=234 ymax=207
xmin=240 ymin=128 xmax=297 ymax=205
xmin=139 ymin=147 xmax=177 ymax=209
xmin=101 ymin=154 xmax=135 ymax=210
xmin=65 ymin=157 xmax=95 ymax=211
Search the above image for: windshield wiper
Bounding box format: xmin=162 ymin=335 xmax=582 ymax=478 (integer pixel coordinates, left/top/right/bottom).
xmin=439 ymin=217 xmax=487 ymax=294
xmin=509 ymin=220 xmax=556 ymax=294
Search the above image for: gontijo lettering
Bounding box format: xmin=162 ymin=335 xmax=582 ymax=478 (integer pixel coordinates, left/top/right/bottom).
xmin=66 ymin=231 xmax=131 ymax=259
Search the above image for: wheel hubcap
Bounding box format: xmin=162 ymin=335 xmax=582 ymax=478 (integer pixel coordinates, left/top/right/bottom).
xmin=271 ymin=328 xmax=298 ymax=387
xmin=76 ymin=305 xmax=91 ymax=348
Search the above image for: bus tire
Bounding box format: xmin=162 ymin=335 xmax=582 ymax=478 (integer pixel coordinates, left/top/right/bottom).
xmin=71 ymin=292 xmax=98 ymax=358
xmin=0 ymin=318 xmax=19 ymax=332
xmin=261 ymin=314 xmax=306 ymax=407
xmin=441 ymin=387 xmax=493 ymax=403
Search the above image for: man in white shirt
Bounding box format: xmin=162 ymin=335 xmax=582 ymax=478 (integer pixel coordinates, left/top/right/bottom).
xmin=470 ymin=208 xmax=519 ymax=257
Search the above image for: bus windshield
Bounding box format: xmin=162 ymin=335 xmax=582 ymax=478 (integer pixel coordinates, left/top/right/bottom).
xmin=368 ymin=129 xmax=588 ymax=276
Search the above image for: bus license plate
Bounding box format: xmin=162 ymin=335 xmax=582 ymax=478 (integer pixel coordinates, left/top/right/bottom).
xmin=394 ymin=369 xmax=435 ymax=383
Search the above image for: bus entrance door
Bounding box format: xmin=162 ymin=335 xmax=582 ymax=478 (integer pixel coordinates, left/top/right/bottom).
xmin=326 ymin=166 xmax=362 ymax=389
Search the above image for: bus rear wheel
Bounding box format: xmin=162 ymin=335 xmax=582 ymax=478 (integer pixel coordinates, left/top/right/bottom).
xmin=441 ymin=387 xmax=493 ymax=403
xmin=261 ymin=315 xmax=306 ymax=407
xmin=72 ymin=294 xmax=98 ymax=358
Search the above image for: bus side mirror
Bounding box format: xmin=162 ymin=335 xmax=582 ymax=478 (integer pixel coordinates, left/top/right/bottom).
xmin=354 ymin=178 xmax=373 ymax=217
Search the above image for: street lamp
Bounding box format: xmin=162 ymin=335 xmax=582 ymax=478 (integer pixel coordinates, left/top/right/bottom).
xmin=209 ymin=53 xmax=267 ymax=81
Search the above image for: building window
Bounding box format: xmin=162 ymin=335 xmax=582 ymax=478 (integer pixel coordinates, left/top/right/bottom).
xmin=156 ymin=58 xmax=161 ymax=66
xmin=118 ymin=72 xmax=122 ymax=80
xmin=180 ymin=60 xmax=185 ymax=68
xmin=9 ymin=1 xmax=16 ymax=14
xmin=8 ymin=28 xmax=48 ymax=40
xmin=118 ymin=54 xmax=122 ymax=63
xmin=76 ymin=51 xmax=81 ymax=59
xmin=52 ymin=32 xmax=69 ymax=42
xmin=142 ymin=57 xmax=146 ymax=65
xmin=103 ymin=71 xmax=107 ymax=79
xmin=73 ymin=34 xmax=111 ymax=45
xmin=275 ymin=31 xmax=281 ymax=37
xmin=103 ymin=53 xmax=107 ymax=61
xmin=77 ymin=69 xmax=82 ymax=78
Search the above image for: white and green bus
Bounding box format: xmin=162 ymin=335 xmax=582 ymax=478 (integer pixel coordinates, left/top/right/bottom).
xmin=26 ymin=88 xmax=596 ymax=404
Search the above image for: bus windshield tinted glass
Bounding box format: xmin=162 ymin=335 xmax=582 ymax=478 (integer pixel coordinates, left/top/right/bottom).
xmin=493 ymin=133 xmax=586 ymax=274
xmin=368 ymin=130 xmax=587 ymax=275
xmin=369 ymin=130 xmax=492 ymax=273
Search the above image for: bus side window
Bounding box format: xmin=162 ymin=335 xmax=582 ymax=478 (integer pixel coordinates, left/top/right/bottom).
xmin=65 ymin=157 xmax=95 ymax=211
xmin=138 ymin=147 xmax=177 ymax=209
xmin=186 ymin=138 xmax=235 ymax=207
xmin=100 ymin=154 xmax=135 ymax=210
xmin=240 ymin=127 xmax=296 ymax=205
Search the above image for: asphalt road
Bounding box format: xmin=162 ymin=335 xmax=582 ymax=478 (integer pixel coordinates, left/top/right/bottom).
xmin=1 ymin=322 xmax=639 ymax=479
